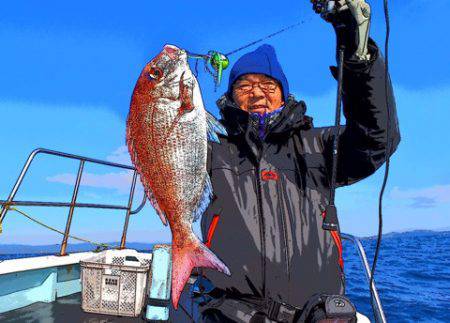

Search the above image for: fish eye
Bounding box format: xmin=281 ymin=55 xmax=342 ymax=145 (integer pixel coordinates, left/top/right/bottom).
xmin=148 ymin=66 xmax=163 ymax=81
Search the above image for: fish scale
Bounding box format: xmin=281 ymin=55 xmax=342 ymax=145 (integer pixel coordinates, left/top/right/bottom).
xmin=126 ymin=44 xmax=230 ymax=309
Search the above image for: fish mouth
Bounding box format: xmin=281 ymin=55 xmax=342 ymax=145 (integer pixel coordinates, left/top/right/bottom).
xmin=163 ymin=44 xmax=183 ymax=60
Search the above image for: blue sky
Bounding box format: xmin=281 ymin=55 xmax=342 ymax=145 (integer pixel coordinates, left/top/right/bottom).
xmin=0 ymin=0 xmax=449 ymax=245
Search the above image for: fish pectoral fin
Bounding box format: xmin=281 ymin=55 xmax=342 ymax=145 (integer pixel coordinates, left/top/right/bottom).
xmin=156 ymin=211 xmax=168 ymax=226
xmin=144 ymin=186 xmax=168 ymax=226
xmin=192 ymin=174 xmax=213 ymax=222
xmin=206 ymin=111 xmax=228 ymax=143
xmin=178 ymin=71 xmax=194 ymax=114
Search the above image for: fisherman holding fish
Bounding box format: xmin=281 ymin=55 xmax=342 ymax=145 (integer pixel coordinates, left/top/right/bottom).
xmin=196 ymin=1 xmax=400 ymax=322
xmin=127 ymin=0 xmax=400 ymax=322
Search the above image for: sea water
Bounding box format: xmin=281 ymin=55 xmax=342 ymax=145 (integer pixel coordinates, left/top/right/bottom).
xmin=345 ymin=230 xmax=450 ymax=322
xmin=1 ymin=231 xmax=449 ymax=322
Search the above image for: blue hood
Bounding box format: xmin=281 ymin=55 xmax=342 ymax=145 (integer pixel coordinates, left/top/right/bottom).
xmin=227 ymin=44 xmax=289 ymax=101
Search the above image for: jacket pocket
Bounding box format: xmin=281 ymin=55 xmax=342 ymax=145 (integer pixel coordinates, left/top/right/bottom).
xmin=320 ymin=210 xmax=344 ymax=270
xmin=205 ymin=214 xmax=221 ymax=248
xmin=330 ymin=230 xmax=344 ymax=270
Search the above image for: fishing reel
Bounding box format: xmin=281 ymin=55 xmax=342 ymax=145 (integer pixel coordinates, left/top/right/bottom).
xmin=312 ymin=0 xmax=339 ymax=21
xmin=313 ymin=0 xmax=372 ymax=61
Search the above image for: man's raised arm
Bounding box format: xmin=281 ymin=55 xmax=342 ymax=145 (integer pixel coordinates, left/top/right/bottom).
xmin=314 ymin=0 xmax=401 ymax=186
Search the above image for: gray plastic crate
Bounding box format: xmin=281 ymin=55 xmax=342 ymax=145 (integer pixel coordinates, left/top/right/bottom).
xmin=80 ymin=249 xmax=152 ymax=317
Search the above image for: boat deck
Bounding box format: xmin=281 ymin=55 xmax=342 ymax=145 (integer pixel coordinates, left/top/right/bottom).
xmin=0 ymin=292 xmax=194 ymax=323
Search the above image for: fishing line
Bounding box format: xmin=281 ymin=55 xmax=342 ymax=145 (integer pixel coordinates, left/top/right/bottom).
xmin=370 ymin=0 xmax=391 ymax=318
xmin=194 ymin=59 xmax=199 ymax=78
xmin=186 ymin=18 xmax=310 ymax=88
xmin=224 ymin=20 xmax=309 ymax=56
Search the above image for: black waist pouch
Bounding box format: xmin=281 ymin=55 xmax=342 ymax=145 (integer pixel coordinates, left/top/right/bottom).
xmin=298 ymin=294 xmax=357 ymax=323
xmin=196 ymin=284 xmax=356 ymax=323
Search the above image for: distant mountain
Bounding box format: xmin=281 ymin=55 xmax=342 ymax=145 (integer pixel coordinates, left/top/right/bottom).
xmin=0 ymin=241 xmax=166 ymax=254
xmin=363 ymin=229 xmax=450 ymax=240
xmin=2 ymin=229 xmax=449 ymax=253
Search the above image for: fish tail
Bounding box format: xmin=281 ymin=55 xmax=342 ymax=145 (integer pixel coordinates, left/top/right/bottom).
xmin=171 ymin=234 xmax=230 ymax=309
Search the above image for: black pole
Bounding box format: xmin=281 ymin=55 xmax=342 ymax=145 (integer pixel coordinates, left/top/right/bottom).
xmin=323 ymin=46 xmax=345 ymax=231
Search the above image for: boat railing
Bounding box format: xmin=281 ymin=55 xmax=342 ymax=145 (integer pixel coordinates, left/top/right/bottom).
xmin=0 ymin=148 xmax=147 ymax=256
xmin=0 ymin=149 xmax=387 ymax=322
xmin=341 ymin=233 xmax=387 ymax=323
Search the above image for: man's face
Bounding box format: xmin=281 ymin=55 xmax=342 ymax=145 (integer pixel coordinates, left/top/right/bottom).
xmin=232 ymin=74 xmax=284 ymax=115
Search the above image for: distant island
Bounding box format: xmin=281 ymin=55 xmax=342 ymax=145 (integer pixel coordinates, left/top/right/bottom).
xmin=0 ymin=241 xmax=168 ymax=255
xmin=1 ymin=229 xmax=449 ymax=254
xmin=363 ymin=228 xmax=450 ymax=240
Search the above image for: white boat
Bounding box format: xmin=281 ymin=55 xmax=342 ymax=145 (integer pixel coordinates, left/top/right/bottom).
xmin=0 ymin=148 xmax=385 ymax=322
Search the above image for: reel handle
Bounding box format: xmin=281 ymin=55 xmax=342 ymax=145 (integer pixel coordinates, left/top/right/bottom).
xmin=312 ymin=0 xmax=337 ymax=20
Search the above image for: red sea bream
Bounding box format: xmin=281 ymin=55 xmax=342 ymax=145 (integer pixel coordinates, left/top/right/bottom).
xmin=126 ymin=44 xmax=230 ymax=308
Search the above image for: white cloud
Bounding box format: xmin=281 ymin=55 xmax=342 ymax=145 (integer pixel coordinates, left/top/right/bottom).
xmin=106 ymin=145 xmax=132 ymax=165
xmin=45 ymin=144 xmax=146 ymax=195
xmin=390 ymin=185 xmax=450 ymax=208
xmin=46 ymin=170 xmax=135 ymax=195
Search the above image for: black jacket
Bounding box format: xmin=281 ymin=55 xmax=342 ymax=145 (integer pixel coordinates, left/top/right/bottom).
xmin=200 ymin=40 xmax=400 ymax=318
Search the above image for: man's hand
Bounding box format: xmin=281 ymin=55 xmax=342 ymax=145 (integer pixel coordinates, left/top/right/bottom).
xmin=340 ymin=0 xmax=371 ymax=60
xmin=311 ymin=0 xmax=372 ymax=61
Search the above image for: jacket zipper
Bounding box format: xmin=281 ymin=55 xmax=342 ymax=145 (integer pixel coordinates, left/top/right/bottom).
xmin=278 ymin=175 xmax=291 ymax=277
xmin=255 ymin=165 xmax=266 ymax=298
xmin=276 ymin=176 xmax=290 ymax=276
xmin=248 ymin=128 xmax=266 ymax=298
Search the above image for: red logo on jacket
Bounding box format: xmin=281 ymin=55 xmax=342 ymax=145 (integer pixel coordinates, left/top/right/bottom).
xmin=261 ymin=170 xmax=279 ymax=181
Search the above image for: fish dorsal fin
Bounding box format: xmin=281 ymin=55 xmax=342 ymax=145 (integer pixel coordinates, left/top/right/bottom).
xmin=206 ymin=111 xmax=227 ymax=143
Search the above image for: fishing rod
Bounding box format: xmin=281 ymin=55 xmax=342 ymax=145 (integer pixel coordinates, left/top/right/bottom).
xmin=317 ymin=1 xmax=392 ymax=321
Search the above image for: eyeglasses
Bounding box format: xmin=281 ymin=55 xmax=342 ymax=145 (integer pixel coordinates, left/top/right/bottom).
xmin=233 ymin=81 xmax=279 ymax=95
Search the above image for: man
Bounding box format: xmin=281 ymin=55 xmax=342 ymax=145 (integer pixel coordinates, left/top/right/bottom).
xmin=195 ymin=1 xmax=400 ymax=322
